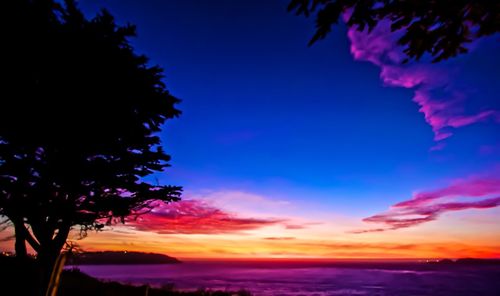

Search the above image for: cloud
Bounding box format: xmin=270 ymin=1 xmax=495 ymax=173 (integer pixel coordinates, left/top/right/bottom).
xmin=0 ymin=235 xmax=15 ymax=242
xmin=395 ymin=177 xmax=500 ymax=207
xmin=129 ymin=200 xmax=284 ymax=235
xmin=352 ymin=176 xmax=500 ymax=233
xmin=359 ymin=197 xmax=500 ymax=233
xmin=298 ymin=241 xmax=419 ymax=251
xmin=284 ymin=222 xmax=322 ymax=230
xmin=412 ymin=90 xmax=499 ymax=141
xmin=346 ymin=20 xmax=499 ymax=147
xmin=284 ymin=224 xmax=305 ymax=230
xmin=185 ymin=190 xmax=291 ymax=216
xmin=263 ymin=237 xmax=296 ymax=241
xmin=349 ymin=228 xmax=388 ymax=234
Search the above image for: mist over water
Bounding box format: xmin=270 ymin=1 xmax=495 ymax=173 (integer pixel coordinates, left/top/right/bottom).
xmin=73 ymin=261 xmax=500 ymax=296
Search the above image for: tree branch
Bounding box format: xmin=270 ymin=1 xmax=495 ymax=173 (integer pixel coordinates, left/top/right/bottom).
xmin=24 ymin=225 xmax=41 ymax=253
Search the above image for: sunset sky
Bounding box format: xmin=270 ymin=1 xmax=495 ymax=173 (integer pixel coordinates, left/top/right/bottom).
xmin=2 ymin=0 xmax=499 ymax=259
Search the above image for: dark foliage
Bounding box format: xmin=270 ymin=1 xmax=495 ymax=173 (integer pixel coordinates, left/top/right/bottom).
xmin=59 ymin=269 xmax=252 ymax=296
xmin=0 ymin=0 xmax=181 ymax=285
xmin=0 ymin=256 xmax=252 ymax=296
xmin=288 ymin=0 xmax=500 ymax=62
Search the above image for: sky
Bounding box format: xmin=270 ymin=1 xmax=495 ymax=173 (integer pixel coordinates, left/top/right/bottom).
xmin=2 ymin=0 xmax=500 ymax=259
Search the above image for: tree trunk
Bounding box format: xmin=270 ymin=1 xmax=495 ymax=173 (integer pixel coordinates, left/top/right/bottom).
xmin=36 ymin=225 xmax=71 ymax=296
xmin=9 ymin=218 xmax=39 ymax=295
xmin=12 ymin=218 xmax=28 ymax=259
xmin=37 ymin=245 xmax=60 ymax=296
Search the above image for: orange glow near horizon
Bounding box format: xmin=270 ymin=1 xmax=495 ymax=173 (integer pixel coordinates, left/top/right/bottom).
xmin=1 ymin=222 xmax=500 ymax=260
xmin=1 ymin=192 xmax=499 ymax=260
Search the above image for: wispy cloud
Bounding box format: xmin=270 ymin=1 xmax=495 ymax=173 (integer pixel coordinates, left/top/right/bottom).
xmin=185 ymin=190 xmax=291 ymax=216
xmin=296 ymin=241 xmax=419 ymax=251
xmin=395 ymin=177 xmax=500 ymax=207
xmin=352 ymin=176 xmax=500 ymax=233
xmin=346 ymin=21 xmax=499 ymax=147
xmin=284 ymin=222 xmax=322 ymax=230
xmin=129 ymin=200 xmax=284 ymax=235
xmin=263 ymin=237 xmax=296 ymax=241
xmin=357 ymin=197 xmax=500 ymax=233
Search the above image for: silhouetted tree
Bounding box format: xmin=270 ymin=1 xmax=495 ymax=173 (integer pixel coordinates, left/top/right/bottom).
xmin=289 ymin=0 xmax=500 ymax=62
xmin=0 ymin=0 xmax=181 ymax=290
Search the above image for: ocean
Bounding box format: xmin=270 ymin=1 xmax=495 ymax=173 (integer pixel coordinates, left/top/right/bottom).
xmin=72 ymin=260 xmax=500 ymax=295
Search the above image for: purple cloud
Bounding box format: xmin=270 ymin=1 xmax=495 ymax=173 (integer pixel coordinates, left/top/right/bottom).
xmin=358 ymin=196 xmax=500 ymax=233
xmin=346 ymin=21 xmax=499 ymax=147
xmin=395 ymin=177 xmax=500 ymax=207
xmin=352 ymin=176 xmax=500 ymax=233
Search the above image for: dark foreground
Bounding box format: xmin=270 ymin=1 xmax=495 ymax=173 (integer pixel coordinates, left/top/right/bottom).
xmin=60 ymin=269 xmax=251 ymax=296
xmin=0 ymin=256 xmax=250 ymax=296
xmin=3 ymin=256 xmax=500 ymax=296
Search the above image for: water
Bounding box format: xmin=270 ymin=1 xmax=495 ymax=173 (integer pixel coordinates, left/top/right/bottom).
xmin=71 ymin=261 xmax=500 ymax=295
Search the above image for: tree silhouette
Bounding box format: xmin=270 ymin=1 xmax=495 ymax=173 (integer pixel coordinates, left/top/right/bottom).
xmin=289 ymin=0 xmax=500 ymax=62
xmin=0 ymin=0 xmax=181 ymax=290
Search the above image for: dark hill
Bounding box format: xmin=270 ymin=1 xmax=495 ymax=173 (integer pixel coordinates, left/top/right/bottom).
xmin=68 ymin=251 xmax=180 ymax=265
xmin=434 ymin=258 xmax=500 ymax=266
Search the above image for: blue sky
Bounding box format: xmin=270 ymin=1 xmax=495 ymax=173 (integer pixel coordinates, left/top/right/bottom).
xmin=78 ymin=0 xmax=500 ymax=220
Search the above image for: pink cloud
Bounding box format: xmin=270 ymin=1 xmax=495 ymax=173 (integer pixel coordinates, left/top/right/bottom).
xmin=347 ymin=21 xmax=401 ymax=66
xmin=380 ymin=65 xmax=447 ymax=89
xmin=284 ymin=224 xmax=305 ymax=230
xmin=284 ymin=222 xmax=322 ymax=230
xmin=447 ymin=110 xmax=499 ymax=128
xmin=359 ymin=196 xmax=500 ymax=233
xmin=349 ymin=228 xmax=388 ymax=234
xmin=128 ymin=200 xmax=283 ymax=234
xmin=345 ymin=21 xmax=499 ymax=147
xmin=395 ymin=177 xmax=500 ymax=207
xmin=352 ymin=176 xmax=500 ymax=233
xmin=263 ymin=237 xmax=296 ymax=240
xmin=412 ymin=90 xmax=456 ymax=141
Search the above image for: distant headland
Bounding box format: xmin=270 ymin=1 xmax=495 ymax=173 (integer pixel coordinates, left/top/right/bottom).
xmin=432 ymin=258 xmax=500 ymax=266
xmin=68 ymin=251 xmax=181 ymax=265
